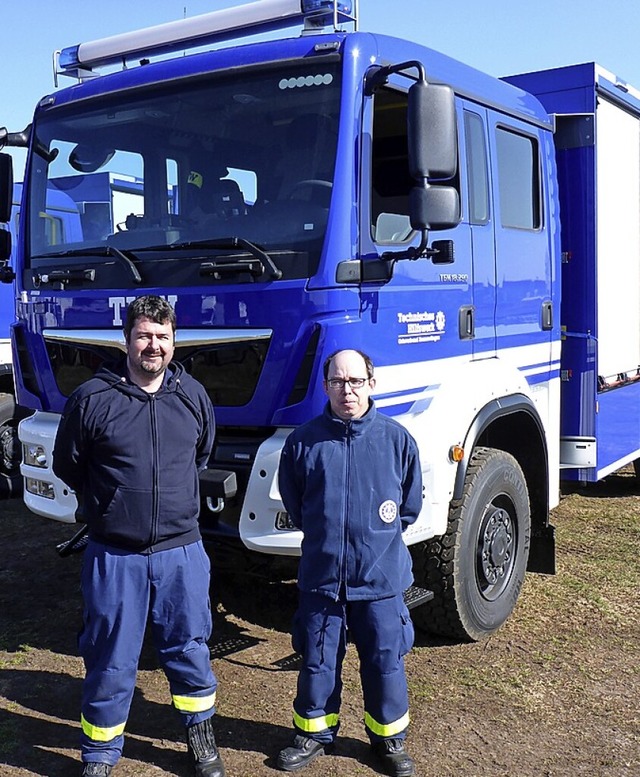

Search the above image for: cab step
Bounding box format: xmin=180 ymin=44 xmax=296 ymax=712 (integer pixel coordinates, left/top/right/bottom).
xmin=403 ymin=585 xmax=434 ymax=610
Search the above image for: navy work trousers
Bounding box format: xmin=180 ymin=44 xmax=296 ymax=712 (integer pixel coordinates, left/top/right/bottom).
xmin=291 ymin=591 xmax=414 ymax=744
xmin=78 ymin=539 xmax=217 ymax=766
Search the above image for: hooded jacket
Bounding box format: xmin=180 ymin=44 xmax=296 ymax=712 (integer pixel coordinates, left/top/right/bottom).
xmin=278 ymin=401 xmax=422 ymax=601
xmin=53 ymin=358 xmax=214 ymax=553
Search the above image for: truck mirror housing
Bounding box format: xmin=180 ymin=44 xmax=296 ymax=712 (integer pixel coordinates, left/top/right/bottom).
xmin=0 ymin=153 xmax=13 ymax=224
xmin=410 ymin=184 xmax=460 ymax=231
xmin=408 ymin=81 xmax=457 ymax=181
xmin=0 ymin=229 xmax=10 ymax=263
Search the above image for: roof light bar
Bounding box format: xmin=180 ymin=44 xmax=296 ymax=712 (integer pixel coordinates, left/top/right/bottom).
xmin=57 ymin=0 xmax=355 ymax=77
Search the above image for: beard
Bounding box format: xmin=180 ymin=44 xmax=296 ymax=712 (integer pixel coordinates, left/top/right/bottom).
xmin=139 ymin=357 xmax=167 ymax=374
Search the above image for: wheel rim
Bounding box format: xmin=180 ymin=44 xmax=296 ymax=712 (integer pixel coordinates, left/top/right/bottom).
xmin=0 ymin=420 xmax=19 ymax=477
xmin=475 ymin=495 xmax=516 ymax=601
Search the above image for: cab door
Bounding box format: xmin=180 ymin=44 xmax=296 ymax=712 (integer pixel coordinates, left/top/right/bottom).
xmin=486 ymin=112 xmax=553 ymax=362
xmin=462 ymin=107 xmax=497 ymax=358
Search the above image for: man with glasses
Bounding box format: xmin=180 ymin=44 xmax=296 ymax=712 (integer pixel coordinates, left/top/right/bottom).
xmin=276 ymin=349 xmax=422 ymax=777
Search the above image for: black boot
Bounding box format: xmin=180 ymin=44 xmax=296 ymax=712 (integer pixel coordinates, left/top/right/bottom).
xmin=187 ymin=717 xmax=226 ymax=777
xmin=371 ymin=738 xmax=415 ymax=777
xmin=80 ymin=764 xmax=112 ymax=777
xmin=276 ymin=734 xmax=329 ymax=771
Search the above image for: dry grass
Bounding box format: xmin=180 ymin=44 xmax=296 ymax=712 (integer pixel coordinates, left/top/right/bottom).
xmin=1 ymin=468 xmax=639 ymax=776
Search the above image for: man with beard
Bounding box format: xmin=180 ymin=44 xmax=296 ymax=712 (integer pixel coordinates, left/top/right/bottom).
xmin=53 ymin=295 xmax=224 ymax=777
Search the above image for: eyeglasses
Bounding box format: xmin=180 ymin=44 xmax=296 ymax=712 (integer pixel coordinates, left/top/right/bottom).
xmin=326 ymin=377 xmax=369 ymax=390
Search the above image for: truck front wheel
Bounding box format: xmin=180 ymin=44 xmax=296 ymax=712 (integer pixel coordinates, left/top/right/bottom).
xmin=412 ymin=447 xmax=531 ymax=641
xmin=0 ymin=393 xmax=28 ymax=498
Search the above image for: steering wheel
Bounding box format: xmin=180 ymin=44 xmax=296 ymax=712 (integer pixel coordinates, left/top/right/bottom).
xmin=116 ymin=213 xmax=194 ymax=232
xmin=286 ymin=179 xmax=333 ymax=205
xmin=116 ymin=213 xmax=145 ymax=232
xmin=165 ymin=214 xmax=195 ymax=229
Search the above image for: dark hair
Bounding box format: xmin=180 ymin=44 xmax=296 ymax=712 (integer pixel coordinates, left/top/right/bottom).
xmin=123 ymin=295 xmax=177 ymax=341
xmin=323 ymin=349 xmax=374 ymax=380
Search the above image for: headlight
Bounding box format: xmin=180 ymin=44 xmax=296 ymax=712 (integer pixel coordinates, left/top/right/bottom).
xmin=23 ymin=444 xmax=47 ymax=468
xmin=25 ymin=478 xmax=55 ymax=499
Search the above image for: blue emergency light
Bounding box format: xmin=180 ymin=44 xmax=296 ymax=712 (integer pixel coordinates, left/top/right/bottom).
xmin=57 ymin=0 xmax=355 ymax=77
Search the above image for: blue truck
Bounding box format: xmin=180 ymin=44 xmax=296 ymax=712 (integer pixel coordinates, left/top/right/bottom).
xmin=1 ymin=0 xmax=639 ymax=641
xmin=0 ymin=175 xmax=20 ymax=496
xmin=0 ymin=182 xmax=84 ymax=496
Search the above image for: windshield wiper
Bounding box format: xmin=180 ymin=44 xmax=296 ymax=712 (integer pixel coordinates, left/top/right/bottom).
xmin=33 ymin=245 xmax=143 ymax=284
xmin=171 ymin=237 xmax=283 ymax=280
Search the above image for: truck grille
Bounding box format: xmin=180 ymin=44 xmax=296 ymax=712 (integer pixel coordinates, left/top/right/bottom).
xmin=44 ymin=335 xmax=270 ymax=407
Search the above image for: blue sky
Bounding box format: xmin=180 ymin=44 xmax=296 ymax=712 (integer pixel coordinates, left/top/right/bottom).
xmin=3 ymin=0 xmax=640 ymax=177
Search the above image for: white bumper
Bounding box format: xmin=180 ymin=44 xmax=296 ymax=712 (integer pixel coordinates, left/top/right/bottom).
xmin=19 ymin=411 xmax=78 ymax=523
xmin=239 ymin=427 xmax=302 ymax=556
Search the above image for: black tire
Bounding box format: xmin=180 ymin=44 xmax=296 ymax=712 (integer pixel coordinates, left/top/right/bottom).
xmin=412 ymin=447 xmax=531 ymax=641
xmin=0 ymin=393 xmax=29 ymax=498
xmin=633 ymin=459 xmax=640 ymax=479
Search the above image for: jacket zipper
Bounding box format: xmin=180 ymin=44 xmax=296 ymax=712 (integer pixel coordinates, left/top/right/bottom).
xmin=339 ymin=424 xmax=352 ymax=597
xmin=150 ymin=394 xmax=159 ymax=548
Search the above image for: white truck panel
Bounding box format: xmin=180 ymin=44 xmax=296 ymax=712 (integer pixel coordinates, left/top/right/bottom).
xmin=596 ymin=97 xmax=640 ymax=379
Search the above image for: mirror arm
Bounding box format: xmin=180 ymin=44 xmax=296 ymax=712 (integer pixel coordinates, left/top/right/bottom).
xmin=0 ymin=125 xmax=31 ymax=149
xmin=364 ymin=60 xmax=426 ymax=96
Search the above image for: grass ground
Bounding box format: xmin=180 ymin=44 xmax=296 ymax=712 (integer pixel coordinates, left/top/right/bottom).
xmin=1 ymin=468 xmax=639 ymax=776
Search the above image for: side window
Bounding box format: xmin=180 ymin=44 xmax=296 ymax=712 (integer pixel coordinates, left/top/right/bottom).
xmin=495 ymin=127 xmax=541 ymax=229
xmin=464 ymin=111 xmax=489 ymax=224
xmin=370 ymin=88 xmax=413 ymax=243
xmin=370 ymin=86 xmax=461 ymax=243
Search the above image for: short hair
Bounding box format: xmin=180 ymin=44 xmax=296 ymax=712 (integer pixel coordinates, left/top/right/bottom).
xmin=123 ymin=295 xmax=177 ymax=341
xmin=323 ymin=349 xmax=374 ymax=380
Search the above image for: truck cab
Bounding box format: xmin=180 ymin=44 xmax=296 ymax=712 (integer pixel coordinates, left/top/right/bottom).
xmin=2 ymin=0 xmax=564 ymax=641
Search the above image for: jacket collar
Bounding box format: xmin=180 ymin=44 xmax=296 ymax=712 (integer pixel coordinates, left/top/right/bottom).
xmin=323 ymin=399 xmax=377 ymax=435
xmin=96 ymin=358 xmax=183 ymax=396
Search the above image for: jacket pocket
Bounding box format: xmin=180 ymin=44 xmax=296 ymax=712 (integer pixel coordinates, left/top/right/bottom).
xmin=157 ymin=485 xmax=199 ymax=537
xmin=95 ymin=486 xmax=155 ymax=547
xmin=399 ymin=605 xmax=415 ymax=658
xmin=291 ymin=608 xmax=305 ymax=655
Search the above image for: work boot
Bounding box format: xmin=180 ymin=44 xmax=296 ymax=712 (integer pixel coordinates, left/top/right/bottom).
xmin=80 ymin=764 xmax=112 ymax=777
xmin=276 ymin=734 xmax=328 ymax=771
xmin=371 ymin=738 xmax=415 ymax=777
xmin=187 ymin=717 xmax=226 ymax=777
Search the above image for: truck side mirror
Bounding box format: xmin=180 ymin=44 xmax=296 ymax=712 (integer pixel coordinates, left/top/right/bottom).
xmin=0 ymin=153 xmax=13 ymax=223
xmin=0 ymin=230 xmax=10 ymax=264
xmin=407 ymin=81 xmax=460 ymax=232
xmin=408 ymin=81 xmax=457 ymax=180
xmin=410 ymin=185 xmax=460 ymax=231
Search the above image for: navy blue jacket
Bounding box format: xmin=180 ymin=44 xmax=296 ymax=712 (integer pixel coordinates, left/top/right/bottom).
xmin=278 ymin=401 xmax=423 ymax=601
xmin=53 ymin=358 xmax=214 ymax=553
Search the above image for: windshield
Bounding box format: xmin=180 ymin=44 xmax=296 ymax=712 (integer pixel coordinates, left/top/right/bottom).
xmin=25 ymin=60 xmax=341 ymax=287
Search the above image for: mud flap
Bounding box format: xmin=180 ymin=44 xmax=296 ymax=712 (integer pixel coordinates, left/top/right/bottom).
xmin=527 ymin=523 xmax=556 ymax=574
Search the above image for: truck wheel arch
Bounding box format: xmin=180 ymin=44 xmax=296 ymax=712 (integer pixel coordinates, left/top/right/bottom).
xmin=452 ymin=393 xmax=548 ymax=504
xmin=0 ymin=393 xmax=30 ymax=497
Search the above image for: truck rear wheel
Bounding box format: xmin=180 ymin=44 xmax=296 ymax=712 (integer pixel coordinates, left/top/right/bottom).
xmin=412 ymin=447 xmax=531 ymax=641
xmin=0 ymin=393 xmax=28 ymax=498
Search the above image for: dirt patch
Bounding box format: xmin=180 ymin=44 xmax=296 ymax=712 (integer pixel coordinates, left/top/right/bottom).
xmin=1 ymin=470 xmax=639 ymax=777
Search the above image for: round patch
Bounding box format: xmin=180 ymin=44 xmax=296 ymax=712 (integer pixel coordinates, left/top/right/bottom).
xmin=379 ymin=500 xmax=398 ymax=524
